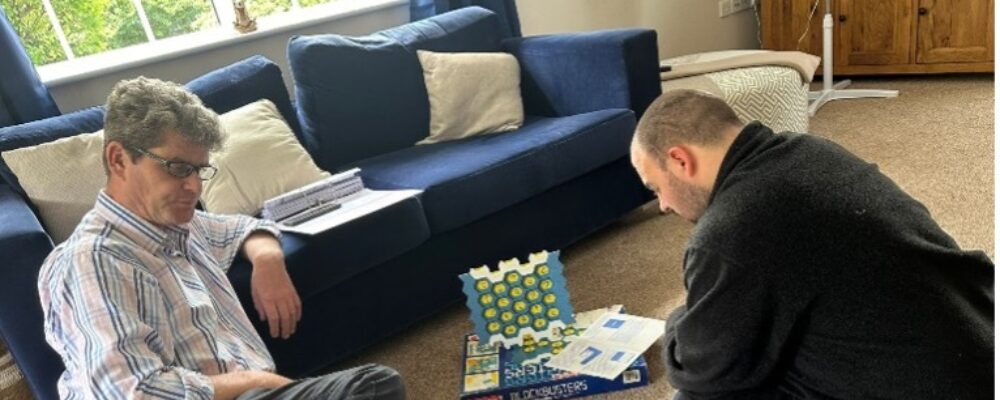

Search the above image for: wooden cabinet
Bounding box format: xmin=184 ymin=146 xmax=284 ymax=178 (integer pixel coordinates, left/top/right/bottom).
xmin=761 ymin=0 xmax=994 ymax=75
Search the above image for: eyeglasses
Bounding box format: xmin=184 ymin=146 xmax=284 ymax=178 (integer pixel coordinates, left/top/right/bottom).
xmin=130 ymin=146 xmax=218 ymax=181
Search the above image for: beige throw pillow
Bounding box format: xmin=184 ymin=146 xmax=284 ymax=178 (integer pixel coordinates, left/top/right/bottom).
xmin=202 ymin=99 xmax=330 ymax=216
xmin=417 ymin=50 xmax=524 ymax=145
xmin=1 ymin=131 xmax=105 ymax=243
xmin=2 ymin=99 xmax=326 ymax=243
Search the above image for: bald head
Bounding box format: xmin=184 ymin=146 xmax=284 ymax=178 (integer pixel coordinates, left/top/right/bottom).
xmin=634 ymin=89 xmax=743 ymax=165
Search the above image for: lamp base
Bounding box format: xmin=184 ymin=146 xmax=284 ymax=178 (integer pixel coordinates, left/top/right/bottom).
xmin=807 ymin=79 xmax=899 ymax=116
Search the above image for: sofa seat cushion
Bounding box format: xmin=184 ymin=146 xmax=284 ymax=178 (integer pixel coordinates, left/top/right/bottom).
xmin=352 ymin=109 xmax=635 ymax=234
xmin=228 ymin=194 xmax=429 ymax=300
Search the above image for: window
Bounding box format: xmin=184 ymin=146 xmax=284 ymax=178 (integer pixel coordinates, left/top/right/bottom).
xmin=2 ymin=0 xmax=339 ymax=66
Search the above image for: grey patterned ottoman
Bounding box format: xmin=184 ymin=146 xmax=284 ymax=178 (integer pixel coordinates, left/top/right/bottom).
xmin=660 ymin=51 xmax=817 ymax=133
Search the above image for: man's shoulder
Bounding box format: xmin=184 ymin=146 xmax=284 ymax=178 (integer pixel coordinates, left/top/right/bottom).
xmin=44 ymin=223 xmax=149 ymax=275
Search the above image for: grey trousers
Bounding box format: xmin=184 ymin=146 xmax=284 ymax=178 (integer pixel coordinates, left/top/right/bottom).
xmin=236 ymin=364 xmax=406 ymax=400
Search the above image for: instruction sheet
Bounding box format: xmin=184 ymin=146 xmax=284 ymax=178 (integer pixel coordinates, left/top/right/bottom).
xmin=545 ymin=312 xmax=665 ymax=380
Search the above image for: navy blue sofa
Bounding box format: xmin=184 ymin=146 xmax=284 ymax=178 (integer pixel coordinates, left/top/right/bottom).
xmin=0 ymin=7 xmax=657 ymax=400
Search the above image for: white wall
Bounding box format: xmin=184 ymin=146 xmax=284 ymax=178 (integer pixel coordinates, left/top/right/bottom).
xmin=47 ymin=3 xmax=409 ymax=112
xmin=515 ymin=0 xmax=761 ymax=60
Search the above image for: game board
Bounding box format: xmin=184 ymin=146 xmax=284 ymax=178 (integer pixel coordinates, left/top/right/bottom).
xmin=459 ymin=250 xmax=576 ymax=348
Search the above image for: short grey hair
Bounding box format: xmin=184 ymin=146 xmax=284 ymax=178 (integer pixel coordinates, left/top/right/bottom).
xmin=102 ymin=77 xmax=224 ymax=174
xmin=634 ymin=89 xmax=743 ymax=167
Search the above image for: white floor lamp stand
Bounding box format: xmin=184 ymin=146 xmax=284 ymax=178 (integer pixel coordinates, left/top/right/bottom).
xmin=808 ymin=0 xmax=898 ymax=116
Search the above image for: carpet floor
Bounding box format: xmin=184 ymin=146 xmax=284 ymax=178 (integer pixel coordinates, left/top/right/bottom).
xmin=331 ymin=74 xmax=995 ymax=399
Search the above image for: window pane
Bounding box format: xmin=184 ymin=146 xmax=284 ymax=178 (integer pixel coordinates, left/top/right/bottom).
xmin=298 ymin=0 xmax=336 ymax=8
xmin=50 ymin=0 xmax=147 ymax=57
xmin=142 ymin=0 xmax=217 ymax=39
xmin=247 ymin=0 xmax=289 ymax=19
xmin=1 ymin=0 xmax=68 ymax=64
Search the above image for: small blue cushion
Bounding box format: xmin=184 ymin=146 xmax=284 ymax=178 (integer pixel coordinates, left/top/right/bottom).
xmin=352 ymin=109 xmax=636 ymax=234
xmin=287 ymin=6 xmax=504 ymax=171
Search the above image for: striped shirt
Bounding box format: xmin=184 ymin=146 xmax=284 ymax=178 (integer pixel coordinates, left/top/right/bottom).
xmin=39 ymin=191 xmax=281 ymax=400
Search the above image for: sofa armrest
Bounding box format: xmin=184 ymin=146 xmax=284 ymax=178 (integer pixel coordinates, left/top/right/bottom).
xmin=0 ymin=184 xmax=60 ymax=400
xmin=503 ymin=29 xmax=661 ymax=118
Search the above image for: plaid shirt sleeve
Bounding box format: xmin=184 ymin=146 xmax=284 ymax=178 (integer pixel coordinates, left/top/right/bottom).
xmin=191 ymin=212 xmax=282 ymax=273
xmin=52 ymin=250 xmax=216 ymax=400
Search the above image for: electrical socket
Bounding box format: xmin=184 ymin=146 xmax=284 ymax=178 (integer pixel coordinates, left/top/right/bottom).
xmin=732 ymin=0 xmax=753 ymax=13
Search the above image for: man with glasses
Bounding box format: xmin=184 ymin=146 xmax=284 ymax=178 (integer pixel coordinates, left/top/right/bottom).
xmin=37 ymin=77 xmax=407 ymax=400
xmin=631 ymin=90 xmax=993 ymax=399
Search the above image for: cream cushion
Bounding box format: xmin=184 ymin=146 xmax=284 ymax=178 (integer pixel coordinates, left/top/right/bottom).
xmin=1 ymin=131 xmax=105 ymax=243
xmin=202 ymin=99 xmax=329 ymax=216
xmin=417 ymin=50 xmax=524 ymax=145
xmin=1 ymin=99 xmax=327 ymax=243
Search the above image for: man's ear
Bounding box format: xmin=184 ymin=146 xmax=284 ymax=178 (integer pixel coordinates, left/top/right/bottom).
xmin=105 ymin=142 xmax=130 ymax=179
xmin=665 ymin=145 xmax=697 ymax=179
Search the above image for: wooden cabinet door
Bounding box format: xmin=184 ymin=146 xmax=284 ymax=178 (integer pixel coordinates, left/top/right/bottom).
xmin=760 ymin=0 xmax=828 ymax=58
xmin=916 ymin=0 xmax=994 ymax=63
xmin=836 ymin=0 xmax=914 ymax=65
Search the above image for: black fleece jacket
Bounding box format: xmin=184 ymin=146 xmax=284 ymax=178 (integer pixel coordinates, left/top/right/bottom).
xmin=664 ymin=122 xmax=994 ymax=399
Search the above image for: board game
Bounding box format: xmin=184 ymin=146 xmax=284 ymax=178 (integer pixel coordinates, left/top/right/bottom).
xmin=459 ymin=306 xmax=651 ymax=400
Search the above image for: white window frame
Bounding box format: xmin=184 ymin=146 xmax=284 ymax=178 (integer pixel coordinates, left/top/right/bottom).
xmin=34 ymin=0 xmax=354 ymax=63
xmin=36 ymin=0 xmax=405 ymax=86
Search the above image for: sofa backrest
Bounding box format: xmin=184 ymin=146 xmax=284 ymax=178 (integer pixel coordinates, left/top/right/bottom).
xmin=287 ymin=6 xmax=504 ymax=171
xmin=0 ymin=55 xmax=301 ymax=200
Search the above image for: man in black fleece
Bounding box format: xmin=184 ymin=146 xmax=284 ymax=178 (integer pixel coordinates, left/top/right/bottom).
xmin=630 ymin=89 xmax=994 ymax=399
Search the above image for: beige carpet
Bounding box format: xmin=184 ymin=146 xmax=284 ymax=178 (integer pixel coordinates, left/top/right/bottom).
xmin=329 ymin=74 xmax=995 ymax=400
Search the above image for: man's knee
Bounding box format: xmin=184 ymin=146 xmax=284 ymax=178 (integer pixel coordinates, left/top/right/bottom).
xmin=360 ymin=364 xmax=405 ymax=398
xmin=333 ymin=363 xmax=405 ymax=400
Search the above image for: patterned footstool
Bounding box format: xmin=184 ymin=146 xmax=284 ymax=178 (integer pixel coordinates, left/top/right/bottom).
xmin=660 ymin=51 xmax=816 ymax=133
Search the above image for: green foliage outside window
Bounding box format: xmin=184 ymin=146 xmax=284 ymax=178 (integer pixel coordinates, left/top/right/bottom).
xmin=247 ymin=0 xmax=290 ymax=19
xmin=2 ymin=0 xmax=339 ymax=67
xmin=2 ymin=0 xmax=66 ymax=64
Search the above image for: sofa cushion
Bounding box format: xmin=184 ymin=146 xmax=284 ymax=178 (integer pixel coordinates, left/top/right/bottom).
xmin=0 ymin=55 xmax=297 ymax=200
xmin=1 ymin=131 xmax=104 ymax=243
xmin=352 ymin=109 xmax=636 ymax=234
xmin=287 ymin=6 xmax=504 ymax=171
xmin=203 ymin=100 xmax=329 ymax=216
xmin=417 ymin=50 xmax=523 ymax=145
xmin=227 ymin=194 xmax=430 ymax=300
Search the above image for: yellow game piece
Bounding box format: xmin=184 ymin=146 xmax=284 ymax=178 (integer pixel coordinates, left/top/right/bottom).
xmin=479 ymin=293 xmax=494 ymax=306
xmin=546 ymin=308 xmax=560 ymax=318
xmin=517 ymin=315 xmax=530 ymax=326
xmin=513 ymin=301 xmax=527 ymax=312
xmin=537 ymin=264 xmax=550 ymax=276
xmin=540 ymin=279 xmax=553 ymax=290
xmin=523 ymin=275 xmax=538 ymax=287
xmin=510 ymin=287 xmax=524 ymax=298
xmin=487 ymin=321 xmax=500 ymax=333
xmin=497 ymin=297 xmax=511 ymax=309
xmin=524 ymin=345 xmax=536 ymax=353
xmin=533 ymin=318 xmax=547 ymax=329
xmin=543 ymin=293 xmax=557 ymax=304
xmin=505 ymin=272 xmax=520 ymax=284
xmin=483 ymin=308 xmax=498 ymax=319
xmin=475 ymin=279 xmax=490 ymax=292
xmin=504 ymin=325 xmax=517 ymax=336
xmin=501 ymin=311 xmax=514 ymax=322
xmin=526 ymin=290 xmax=540 ymax=302
xmin=492 ymin=282 xmax=507 ymax=295
xmin=530 ymin=304 xmax=544 ymax=315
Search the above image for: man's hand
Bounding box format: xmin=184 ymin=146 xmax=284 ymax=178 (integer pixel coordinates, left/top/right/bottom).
xmin=243 ymin=232 xmax=301 ymax=339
